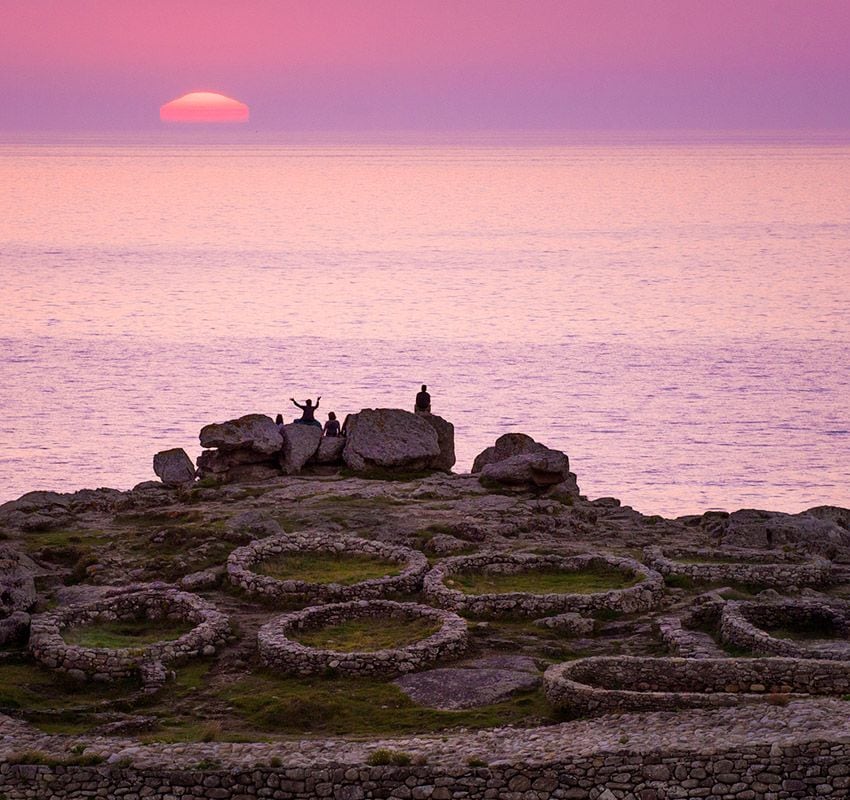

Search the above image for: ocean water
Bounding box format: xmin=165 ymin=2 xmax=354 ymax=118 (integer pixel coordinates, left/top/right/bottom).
xmin=1 ymin=132 xmax=848 ymax=515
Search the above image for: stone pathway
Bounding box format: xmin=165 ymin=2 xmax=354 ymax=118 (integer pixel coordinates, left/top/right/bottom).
xmin=4 ymin=698 xmax=850 ymax=769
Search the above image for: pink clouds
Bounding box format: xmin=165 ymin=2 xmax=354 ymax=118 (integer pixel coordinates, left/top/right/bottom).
xmin=2 ymin=0 xmax=850 ymax=129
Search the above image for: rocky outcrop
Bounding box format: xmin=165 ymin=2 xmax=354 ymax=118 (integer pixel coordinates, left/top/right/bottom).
xmin=342 ymin=409 xmax=445 ymax=473
xmin=0 ymin=547 xmax=37 ymax=618
xmin=279 ymin=423 xmax=322 ymax=474
xmin=196 ymin=414 xmax=283 ymax=484
xmin=152 ymin=448 xmax=196 ymax=487
xmin=473 ymin=433 xmax=579 ymax=492
xmin=699 ymin=507 xmax=850 ymax=557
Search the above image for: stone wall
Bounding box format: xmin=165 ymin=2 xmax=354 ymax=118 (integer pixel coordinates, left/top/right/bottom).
xmin=719 ymin=598 xmax=850 ymax=660
xmin=423 ymin=553 xmax=663 ymax=618
xmin=258 ymin=600 xmax=468 ymax=677
xmin=3 ymin=741 xmax=850 ymax=799
xmin=643 ymin=545 xmax=833 ymax=589
xmin=544 ymin=655 xmax=850 ymax=715
xmin=28 ymin=587 xmax=230 ymax=689
xmin=227 ymin=533 xmax=429 ymax=605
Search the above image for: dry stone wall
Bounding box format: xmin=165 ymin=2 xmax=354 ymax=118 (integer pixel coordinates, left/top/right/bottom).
xmin=4 ymin=742 xmax=850 ymax=799
xmin=719 ymin=598 xmax=850 ymax=659
xmin=643 ymin=545 xmax=833 ymax=588
xmin=28 ymin=586 xmax=230 ymax=689
xmin=257 ymin=599 xmax=468 ymax=677
xmin=544 ymin=655 xmax=850 ymax=715
xmin=423 ymin=552 xmax=663 ymax=618
xmin=227 ymin=533 xmax=428 ymax=604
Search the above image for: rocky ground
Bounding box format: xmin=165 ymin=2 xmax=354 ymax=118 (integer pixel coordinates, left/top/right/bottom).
xmin=1 ymin=420 xmax=850 ymax=772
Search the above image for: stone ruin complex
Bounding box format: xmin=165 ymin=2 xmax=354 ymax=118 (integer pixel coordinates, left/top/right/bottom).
xmin=1 ymin=407 xmax=849 ymax=798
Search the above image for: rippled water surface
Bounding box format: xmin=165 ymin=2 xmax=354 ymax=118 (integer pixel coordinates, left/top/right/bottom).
xmin=1 ymin=133 xmax=848 ymax=514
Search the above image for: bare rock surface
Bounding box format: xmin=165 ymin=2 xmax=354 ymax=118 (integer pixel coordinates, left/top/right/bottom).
xmin=394 ymin=655 xmax=541 ymax=709
xmin=418 ymin=413 xmax=456 ymax=471
xmin=342 ymin=408 xmax=441 ymax=472
xmin=152 ymin=448 xmax=195 ymax=486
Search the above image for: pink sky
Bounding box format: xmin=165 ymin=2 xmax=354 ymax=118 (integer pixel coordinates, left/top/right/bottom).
xmin=2 ymin=0 xmax=850 ymax=130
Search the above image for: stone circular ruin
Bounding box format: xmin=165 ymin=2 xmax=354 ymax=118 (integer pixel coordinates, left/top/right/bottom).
xmin=719 ymin=598 xmax=850 ymax=660
xmin=257 ymin=599 xmax=469 ymax=677
xmin=422 ymin=552 xmax=664 ymax=618
xmin=227 ymin=532 xmax=429 ymax=605
xmin=643 ymin=545 xmax=833 ymax=589
xmin=543 ymin=655 xmax=850 ymax=715
xmin=28 ymin=586 xmax=230 ymax=689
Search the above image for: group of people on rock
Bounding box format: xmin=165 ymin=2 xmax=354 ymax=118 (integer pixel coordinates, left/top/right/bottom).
xmin=274 ymin=385 xmax=433 ymax=438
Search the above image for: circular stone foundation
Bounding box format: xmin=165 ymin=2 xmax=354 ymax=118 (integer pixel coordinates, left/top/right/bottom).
xmin=643 ymin=546 xmax=832 ymax=589
xmin=422 ymin=552 xmax=663 ymax=618
xmin=543 ymin=655 xmax=850 ymax=715
xmin=28 ymin=586 xmax=230 ymax=688
xmin=719 ymin=598 xmax=850 ymax=660
xmin=227 ymin=533 xmax=428 ymax=605
xmin=257 ymin=600 xmax=468 ymax=677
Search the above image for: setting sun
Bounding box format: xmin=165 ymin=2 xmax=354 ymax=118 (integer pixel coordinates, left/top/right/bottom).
xmin=159 ymin=91 xmax=249 ymax=124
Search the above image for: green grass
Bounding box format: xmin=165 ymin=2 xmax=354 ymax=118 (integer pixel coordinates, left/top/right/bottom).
xmin=216 ymin=672 xmax=554 ymax=736
xmin=0 ymin=662 xmax=138 ymax=712
xmin=449 ymin=566 xmax=640 ymax=596
xmin=294 ymin=616 xmax=440 ymax=653
xmin=256 ymin=551 xmax=402 ymax=586
xmin=62 ymin=618 xmax=194 ymax=649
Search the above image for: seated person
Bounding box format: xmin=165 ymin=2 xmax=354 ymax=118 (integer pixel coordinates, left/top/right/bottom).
xmin=415 ymin=384 xmax=431 ymax=414
xmin=323 ymin=411 xmax=341 ymax=437
xmin=290 ymin=396 xmax=322 ymax=428
xmin=274 ymin=413 xmax=285 ymax=432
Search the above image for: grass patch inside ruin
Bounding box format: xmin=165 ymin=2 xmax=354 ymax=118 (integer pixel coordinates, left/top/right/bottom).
xmin=256 ymin=551 xmax=402 ymax=586
xmin=62 ymin=618 xmax=194 ymax=649
xmin=449 ymin=565 xmax=639 ymax=596
xmin=293 ymin=616 xmax=440 ymax=653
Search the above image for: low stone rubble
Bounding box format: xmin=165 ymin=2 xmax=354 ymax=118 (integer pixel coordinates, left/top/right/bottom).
xmin=257 ymin=600 xmax=469 ymax=677
xmin=227 ymin=532 xmax=429 ymax=604
xmin=28 ymin=585 xmax=230 ymax=689
xmin=643 ymin=544 xmax=834 ymax=588
xmin=544 ymin=655 xmax=850 ymax=715
xmin=423 ymin=552 xmax=664 ymax=618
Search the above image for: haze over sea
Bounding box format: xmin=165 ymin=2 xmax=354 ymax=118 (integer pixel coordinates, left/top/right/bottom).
xmin=1 ymin=131 xmax=848 ymax=514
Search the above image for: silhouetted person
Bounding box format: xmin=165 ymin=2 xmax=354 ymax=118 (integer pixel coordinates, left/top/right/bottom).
xmin=324 ymin=411 xmax=341 ymax=437
xmin=291 ymin=396 xmax=322 ymax=428
xmin=274 ymin=413 xmax=285 ymax=432
xmin=415 ymin=384 xmax=431 ymax=415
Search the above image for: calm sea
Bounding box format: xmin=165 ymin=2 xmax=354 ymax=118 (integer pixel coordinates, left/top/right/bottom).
xmin=1 ymin=132 xmax=848 ymax=515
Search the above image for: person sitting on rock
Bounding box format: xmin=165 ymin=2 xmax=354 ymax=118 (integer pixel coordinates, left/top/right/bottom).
xmin=274 ymin=413 xmax=285 ymax=432
xmin=414 ymin=384 xmax=431 ymax=415
xmin=323 ymin=411 xmax=341 ymax=437
xmin=290 ymin=396 xmax=322 ymax=428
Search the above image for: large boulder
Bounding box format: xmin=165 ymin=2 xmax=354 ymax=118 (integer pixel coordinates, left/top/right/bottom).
xmin=196 ymin=414 xmax=286 ymax=483
xmin=474 ymin=433 xmax=579 ymax=492
xmin=152 ymin=448 xmax=196 ymax=486
xmin=199 ymin=414 xmax=282 ymax=456
xmin=279 ymin=424 xmax=322 ymax=475
xmin=471 ymin=433 xmax=546 ymax=473
xmin=0 ymin=547 xmax=37 ymax=618
xmin=342 ymin=409 xmax=442 ymax=472
xmin=418 ymin=414 xmax=456 ymax=472
xmin=315 ymin=436 xmax=346 ymax=465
